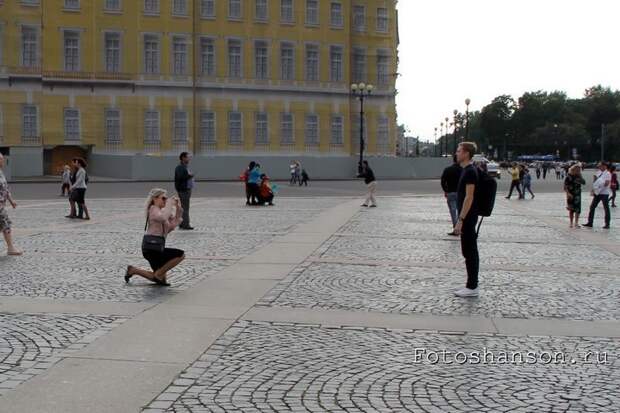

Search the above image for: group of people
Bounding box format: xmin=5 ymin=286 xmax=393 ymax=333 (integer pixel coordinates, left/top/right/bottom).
xmin=565 ymin=161 xmax=617 ymax=229
xmin=506 ymin=163 xmax=535 ymax=200
xmin=241 ymin=161 xmax=276 ymax=206
xmin=63 ymin=158 xmax=90 ymax=220
xmin=289 ymin=161 xmax=309 ymax=186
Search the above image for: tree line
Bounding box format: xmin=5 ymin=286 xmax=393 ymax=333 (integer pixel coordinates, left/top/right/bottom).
xmin=436 ymin=85 xmax=620 ymax=161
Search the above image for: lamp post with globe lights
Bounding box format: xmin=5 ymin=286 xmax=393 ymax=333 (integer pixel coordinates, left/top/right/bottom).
xmin=434 ymin=127 xmax=438 ymax=156
xmin=465 ymin=98 xmax=471 ymax=140
xmin=453 ymin=109 xmax=459 ymax=155
xmin=444 ymin=117 xmax=449 ymax=156
xmin=351 ymin=82 xmax=373 ymax=175
xmin=440 ymin=122 xmax=444 ymax=156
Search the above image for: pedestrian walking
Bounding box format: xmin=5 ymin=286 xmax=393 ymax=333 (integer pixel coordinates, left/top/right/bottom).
xmin=518 ymin=165 xmax=526 ymax=199
xmin=300 ymin=169 xmax=309 ymax=186
xmin=69 ymin=158 xmax=90 ymax=220
xmin=65 ymin=163 xmax=78 ymax=218
xmin=583 ymin=162 xmax=612 ymax=229
xmin=453 ymin=142 xmax=480 ymax=298
xmin=610 ymin=165 xmax=618 ymax=208
xmin=522 ymin=168 xmax=535 ymax=199
xmin=289 ymin=161 xmax=297 ymax=185
xmin=505 ymin=163 xmax=523 ymax=199
xmin=535 ymin=164 xmax=541 ymax=180
xmin=241 ymin=162 xmax=252 ymax=205
xmin=60 ymin=165 xmax=71 ymax=196
xmin=564 ymin=164 xmax=586 ymax=228
xmin=555 ymin=165 xmax=562 ymax=180
xmin=125 ymin=189 xmax=184 ymax=286
xmin=360 ymin=160 xmax=377 ymax=207
xmin=0 ymin=153 xmax=22 ymax=256
xmin=174 ymin=152 xmax=194 ymax=230
xmin=542 ymin=164 xmax=548 ymax=180
xmin=440 ymin=155 xmax=462 ymax=236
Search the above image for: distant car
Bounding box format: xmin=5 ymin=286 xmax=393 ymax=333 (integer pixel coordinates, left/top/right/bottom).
xmin=472 ymin=155 xmax=501 ymax=179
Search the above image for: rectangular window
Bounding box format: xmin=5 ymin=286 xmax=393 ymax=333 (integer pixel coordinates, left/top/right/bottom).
xmin=105 ymin=0 xmax=121 ymax=10
xmin=173 ymin=0 xmax=187 ymax=14
xmin=229 ymin=0 xmax=242 ymax=18
xmin=329 ymin=45 xmax=343 ymax=82
xmin=281 ymin=112 xmax=294 ymax=144
xmin=331 ymin=115 xmax=344 ymax=145
xmin=144 ymin=35 xmax=160 ymax=74
xmin=104 ymin=33 xmax=121 ymax=73
xmin=63 ymin=31 xmax=80 ymax=72
xmin=377 ymin=8 xmax=388 ymax=32
xmin=172 ymin=36 xmax=187 ymax=75
xmin=255 ymin=0 xmax=268 ymax=20
xmin=200 ymin=38 xmax=216 ymax=76
xmin=378 ymin=115 xmax=389 ymax=149
xmin=144 ymin=0 xmax=159 ymax=13
xmin=280 ymin=42 xmax=294 ymax=81
xmin=377 ymin=51 xmax=389 ymax=85
xmin=353 ymin=47 xmax=366 ymax=83
xmin=255 ymin=41 xmax=268 ymax=79
xmin=64 ymin=108 xmax=80 ymax=141
xmin=144 ymin=110 xmax=160 ymax=142
xmin=228 ymin=39 xmax=242 ymax=78
xmin=305 ymin=0 xmax=318 ymax=25
xmin=200 ymin=111 xmax=216 ymax=143
xmin=105 ymin=109 xmax=121 ymax=143
xmin=201 ymin=0 xmax=215 ymax=17
xmin=353 ymin=6 xmax=365 ymax=31
xmin=64 ymin=0 xmax=80 ymax=9
xmin=173 ymin=111 xmax=188 ymax=142
xmin=305 ymin=44 xmax=319 ymax=81
xmin=305 ymin=114 xmax=319 ymax=145
xmin=330 ymin=2 xmax=343 ymax=27
xmin=228 ymin=111 xmax=242 ymax=144
xmin=21 ymin=27 xmax=38 ymax=67
xmin=22 ymin=105 xmax=38 ymax=139
xmin=255 ymin=112 xmax=268 ymax=144
xmin=280 ymin=0 xmax=293 ymax=22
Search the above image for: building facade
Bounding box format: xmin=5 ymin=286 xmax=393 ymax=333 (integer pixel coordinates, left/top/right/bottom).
xmin=0 ymin=0 xmax=398 ymax=176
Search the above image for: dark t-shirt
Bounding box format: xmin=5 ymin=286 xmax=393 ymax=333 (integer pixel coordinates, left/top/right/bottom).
xmin=457 ymin=163 xmax=479 ymax=219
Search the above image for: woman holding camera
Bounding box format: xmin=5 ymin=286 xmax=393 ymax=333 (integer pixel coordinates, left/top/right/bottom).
xmin=125 ymin=188 xmax=185 ymax=286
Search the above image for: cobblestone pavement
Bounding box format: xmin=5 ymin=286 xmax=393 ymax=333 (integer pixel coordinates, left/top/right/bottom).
xmin=258 ymin=263 xmax=620 ymax=321
xmin=0 ymin=313 xmax=126 ymax=395
xmin=146 ymin=321 xmax=620 ymax=413
xmin=144 ymin=193 xmax=620 ymax=412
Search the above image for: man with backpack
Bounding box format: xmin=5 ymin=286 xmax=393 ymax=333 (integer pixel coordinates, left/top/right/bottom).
xmin=453 ymin=142 xmax=497 ymax=298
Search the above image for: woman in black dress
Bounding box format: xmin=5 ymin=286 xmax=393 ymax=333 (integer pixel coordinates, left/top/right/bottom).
xmin=125 ymin=188 xmax=185 ymax=286
xmin=564 ymin=164 xmax=586 ymax=228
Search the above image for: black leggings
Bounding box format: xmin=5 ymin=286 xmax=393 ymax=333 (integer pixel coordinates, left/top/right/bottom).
xmin=460 ymin=217 xmax=479 ymax=290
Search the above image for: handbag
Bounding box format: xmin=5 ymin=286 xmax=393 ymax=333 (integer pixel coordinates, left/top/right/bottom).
xmin=141 ymin=217 xmax=166 ymax=253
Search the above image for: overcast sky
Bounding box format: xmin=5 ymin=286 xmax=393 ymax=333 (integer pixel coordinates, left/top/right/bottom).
xmin=396 ymin=0 xmax=620 ymax=141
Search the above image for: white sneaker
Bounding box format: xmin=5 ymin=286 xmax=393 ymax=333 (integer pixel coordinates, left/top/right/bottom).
xmin=454 ymin=287 xmax=479 ymax=297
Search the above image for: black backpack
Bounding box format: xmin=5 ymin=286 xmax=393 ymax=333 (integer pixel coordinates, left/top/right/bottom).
xmin=475 ymin=168 xmax=497 ymax=234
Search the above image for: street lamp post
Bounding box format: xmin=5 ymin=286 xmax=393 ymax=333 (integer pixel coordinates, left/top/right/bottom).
xmin=351 ymin=82 xmax=374 ymax=175
xmin=440 ymin=122 xmax=444 ymax=156
xmin=465 ymin=98 xmax=471 ymax=140
xmin=434 ymin=127 xmax=438 ymax=156
xmin=444 ymin=117 xmax=449 ymax=156
xmin=453 ymin=109 xmax=458 ymax=155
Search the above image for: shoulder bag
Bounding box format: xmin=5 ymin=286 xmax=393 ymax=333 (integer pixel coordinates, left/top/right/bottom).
xmin=142 ymin=216 xmax=166 ymax=253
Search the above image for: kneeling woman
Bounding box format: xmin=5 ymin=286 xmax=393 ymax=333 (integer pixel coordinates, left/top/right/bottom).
xmin=125 ymin=188 xmax=184 ymax=286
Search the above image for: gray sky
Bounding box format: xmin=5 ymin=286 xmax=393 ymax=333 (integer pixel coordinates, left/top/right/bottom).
xmin=396 ymin=0 xmax=620 ymax=142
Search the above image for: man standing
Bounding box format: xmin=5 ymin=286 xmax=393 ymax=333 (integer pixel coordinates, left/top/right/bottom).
xmin=441 ymin=155 xmax=462 ymax=236
xmin=175 ymin=152 xmax=194 ymax=230
xmin=583 ymin=162 xmax=612 ymax=229
xmin=360 ymin=160 xmax=377 ymax=208
xmin=505 ymin=163 xmax=523 ymax=199
xmin=453 ymin=142 xmax=480 ymax=297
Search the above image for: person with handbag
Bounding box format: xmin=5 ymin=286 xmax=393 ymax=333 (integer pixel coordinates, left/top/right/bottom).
xmin=125 ymin=188 xmax=185 ymax=286
xmin=583 ymin=162 xmax=612 ymax=229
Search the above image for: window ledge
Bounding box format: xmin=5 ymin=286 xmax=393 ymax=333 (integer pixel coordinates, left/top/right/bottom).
xmin=280 ymin=20 xmax=296 ymax=25
xmin=62 ymin=8 xmax=81 ymax=13
xmin=305 ymin=22 xmax=320 ymax=28
xmin=172 ymin=13 xmax=189 ymax=18
xmin=200 ymin=15 xmax=216 ymax=20
xmin=143 ymin=11 xmax=160 ymax=17
xmin=254 ymin=18 xmax=268 ymax=24
xmin=103 ymin=9 xmax=122 ymax=15
xmin=330 ymin=24 xmax=344 ymax=30
xmin=228 ymin=16 xmax=243 ymax=22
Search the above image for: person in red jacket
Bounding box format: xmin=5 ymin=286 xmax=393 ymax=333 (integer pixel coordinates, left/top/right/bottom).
xmin=258 ymin=174 xmax=275 ymax=206
xmin=610 ymin=164 xmax=618 ymax=208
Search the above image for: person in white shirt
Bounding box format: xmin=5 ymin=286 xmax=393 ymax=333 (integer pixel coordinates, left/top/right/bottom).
xmin=583 ymin=162 xmax=612 ymax=229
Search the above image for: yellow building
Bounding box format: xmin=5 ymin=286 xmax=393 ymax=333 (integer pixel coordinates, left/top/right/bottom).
xmin=0 ymin=0 xmax=398 ymax=177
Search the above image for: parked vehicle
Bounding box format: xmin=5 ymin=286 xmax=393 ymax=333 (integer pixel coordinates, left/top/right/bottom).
xmin=473 ymin=155 xmax=501 ymax=179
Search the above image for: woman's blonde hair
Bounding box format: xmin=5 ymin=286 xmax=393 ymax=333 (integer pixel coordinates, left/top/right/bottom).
xmin=145 ymin=188 xmax=167 ymax=218
xmin=569 ymin=164 xmax=581 ymax=175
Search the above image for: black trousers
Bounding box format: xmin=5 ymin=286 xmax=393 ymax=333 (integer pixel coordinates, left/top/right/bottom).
xmin=507 ymin=180 xmax=522 ymax=199
xmin=460 ymin=217 xmax=479 ymax=290
xmin=587 ymin=194 xmax=611 ymax=227
xmin=178 ymin=190 xmax=191 ymax=227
